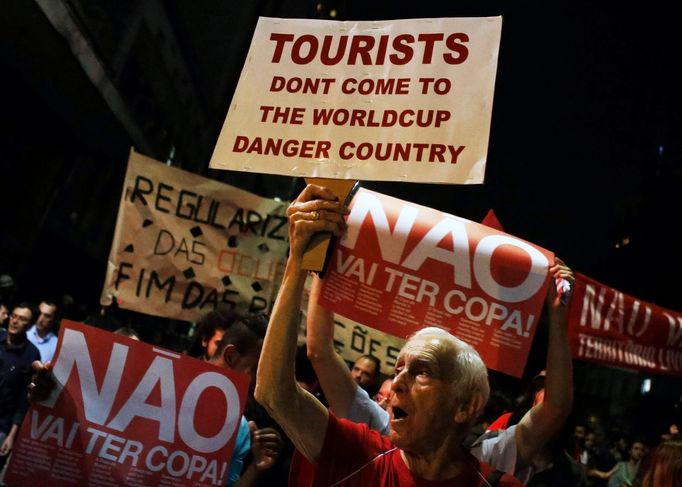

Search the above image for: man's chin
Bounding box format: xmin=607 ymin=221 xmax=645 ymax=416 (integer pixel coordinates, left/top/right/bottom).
xmin=388 ymin=430 xmax=407 ymax=449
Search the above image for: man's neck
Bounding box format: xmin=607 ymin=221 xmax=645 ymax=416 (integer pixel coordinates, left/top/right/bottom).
xmin=36 ymin=327 xmax=50 ymax=339
xmin=7 ymin=331 xmax=25 ymax=346
xmin=400 ymin=436 xmax=467 ymax=481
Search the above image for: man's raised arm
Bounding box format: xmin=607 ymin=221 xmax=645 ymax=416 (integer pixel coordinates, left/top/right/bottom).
xmin=306 ymin=275 xmax=359 ymax=417
xmin=516 ymin=258 xmax=575 ymax=463
xmin=254 ymin=184 xmax=348 ymax=464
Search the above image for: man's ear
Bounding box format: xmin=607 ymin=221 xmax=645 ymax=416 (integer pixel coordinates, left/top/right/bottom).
xmin=221 ymin=343 xmax=239 ymax=368
xmin=454 ymin=393 xmax=486 ymax=424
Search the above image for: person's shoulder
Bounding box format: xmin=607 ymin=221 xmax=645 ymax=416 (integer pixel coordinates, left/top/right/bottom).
xmin=476 ymin=456 xmax=523 ymax=487
xmin=334 ymin=413 xmax=392 ymax=448
xmin=25 ymin=339 xmax=41 ymax=358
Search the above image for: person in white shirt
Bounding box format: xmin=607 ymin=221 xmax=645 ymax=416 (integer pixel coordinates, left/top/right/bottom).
xmin=26 ymin=300 xmax=58 ymax=362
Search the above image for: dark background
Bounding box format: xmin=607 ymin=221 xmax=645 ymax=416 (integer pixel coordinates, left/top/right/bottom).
xmin=1 ymin=0 xmax=680 ymax=442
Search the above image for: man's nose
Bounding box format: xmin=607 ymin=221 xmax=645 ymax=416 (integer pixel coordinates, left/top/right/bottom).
xmin=391 ymin=370 xmax=407 ymax=394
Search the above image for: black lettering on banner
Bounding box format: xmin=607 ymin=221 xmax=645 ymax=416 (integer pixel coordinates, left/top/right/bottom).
xmin=194 ymin=195 xmax=213 ymax=225
xmin=221 ymin=289 xmax=239 ymax=309
xmin=176 ymin=189 xmax=197 ymax=219
xmin=182 ymin=281 xmax=204 ymax=309
xmin=154 ymin=229 xmax=206 ymax=266
xmin=369 ymin=338 xmax=381 ymax=357
xmin=136 ymin=268 xmax=145 ymax=296
xmin=155 ymin=182 xmax=174 ymax=213
xmin=229 ymin=209 xmax=287 ymax=241
xmin=200 ymin=288 xmax=220 ymax=310
xmin=154 ymin=230 xmax=175 ymax=255
xmin=147 ymin=270 xmax=175 ymax=302
xmin=246 ymin=210 xmax=264 ymax=236
xmin=249 ymin=296 xmax=268 ymax=313
xmin=267 ymin=216 xmax=287 ymax=241
xmin=130 ymin=176 xmax=153 ymax=206
xmin=183 ymin=282 xmax=239 ymax=311
xmin=115 ymin=262 xmax=134 ymax=289
xmin=174 ymin=239 xmax=206 ymax=265
xmin=333 ymin=320 xmax=346 ymax=354
xmin=191 ymin=241 xmax=206 ymax=265
xmin=229 ymin=208 xmax=246 ymax=232
xmin=351 ymin=326 xmax=367 ymax=353
xmin=386 ymin=346 xmax=400 ymax=367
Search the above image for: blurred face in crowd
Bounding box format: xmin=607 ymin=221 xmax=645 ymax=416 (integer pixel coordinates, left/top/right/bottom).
xmin=584 ymin=432 xmax=596 ymax=450
xmin=212 ymin=340 xmax=263 ymax=395
xmin=8 ymin=306 xmax=33 ymax=336
xmin=0 ymin=304 xmax=8 ymax=325
xmin=203 ymin=329 xmax=225 ymax=360
xmin=351 ymin=357 xmax=378 ymax=389
xmin=574 ymin=425 xmax=586 ymax=442
xmin=232 ymin=342 xmax=263 ymax=388
xmin=374 ymin=378 xmax=393 ymax=410
xmin=36 ymin=302 xmax=57 ymax=335
xmin=629 ymin=441 xmax=645 ymax=462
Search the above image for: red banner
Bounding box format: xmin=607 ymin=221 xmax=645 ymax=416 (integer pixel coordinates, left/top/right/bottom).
xmin=568 ymin=273 xmax=682 ymax=376
xmin=5 ymin=321 xmax=249 ymax=487
xmin=318 ymin=189 xmax=553 ymax=378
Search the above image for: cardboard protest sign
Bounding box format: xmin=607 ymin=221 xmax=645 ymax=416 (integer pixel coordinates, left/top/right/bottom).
xmin=5 ymin=321 xmax=250 ymax=487
xmin=568 ymin=273 xmax=682 ymax=376
xmin=101 ymin=150 xmax=289 ymax=321
xmin=210 ymin=17 xmax=502 ymax=184
xmin=317 ymin=189 xmax=553 ymax=378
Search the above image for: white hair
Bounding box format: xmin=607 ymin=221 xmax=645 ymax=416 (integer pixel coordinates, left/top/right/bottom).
xmin=410 ymin=327 xmax=490 ymax=418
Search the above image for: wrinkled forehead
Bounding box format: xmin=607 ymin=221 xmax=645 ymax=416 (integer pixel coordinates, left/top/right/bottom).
xmin=399 ymin=333 xmax=457 ymax=381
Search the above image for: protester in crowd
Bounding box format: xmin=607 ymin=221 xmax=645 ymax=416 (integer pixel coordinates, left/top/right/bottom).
xmin=0 ymin=303 xmax=40 ymax=472
xmin=637 ymin=439 xmax=682 ymax=487
xmin=350 ymin=354 xmax=381 ymax=395
xmin=571 ymin=424 xmax=588 ymax=462
xmin=0 ymin=275 xmax=15 ymax=308
xmin=659 ymin=422 xmax=680 ymax=442
xmin=188 ymin=306 xmax=239 ymax=360
xmin=373 ymin=377 xmax=393 ymax=410
xmin=592 ymin=429 xmax=618 ymax=486
xmin=206 ymin=313 xmax=284 ymax=486
xmin=480 ymin=391 xmax=513 ymax=432
xmin=596 ymin=439 xmax=645 ymax=487
xmin=26 ymin=299 xmax=58 ymax=363
xmin=609 ymin=434 xmax=629 ymax=464
xmin=255 ymin=183 xmax=521 ymax=486
xmin=303 ymin=192 xmax=574 ymax=485
xmin=0 ymin=302 xmax=9 ymax=330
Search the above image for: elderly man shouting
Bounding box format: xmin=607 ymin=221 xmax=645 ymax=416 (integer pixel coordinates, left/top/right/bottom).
xmin=255 ymin=184 xmax=520 ymax=486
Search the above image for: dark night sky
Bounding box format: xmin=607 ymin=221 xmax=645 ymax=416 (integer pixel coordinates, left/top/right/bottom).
xmin=1 ymin=0 xmax=680 ymax=312
xmin=0 ymin=0 xmax=680 ymax=439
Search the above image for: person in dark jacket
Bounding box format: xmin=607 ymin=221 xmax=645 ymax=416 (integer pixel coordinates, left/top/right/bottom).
xmin=0 ymin=302 xmax=41 ymax=471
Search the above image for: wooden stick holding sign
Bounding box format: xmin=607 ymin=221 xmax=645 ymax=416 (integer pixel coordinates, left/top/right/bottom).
xmin=301 ymin=177 xmax=358 ymax=275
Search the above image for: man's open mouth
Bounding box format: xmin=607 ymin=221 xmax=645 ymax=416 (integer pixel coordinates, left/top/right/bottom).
xmin=392 ymin=406 xmax=408 ymax=420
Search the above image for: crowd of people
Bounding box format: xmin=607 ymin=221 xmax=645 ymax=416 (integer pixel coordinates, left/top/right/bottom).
xmin=1 ymin=183 xmax=681 ymax=486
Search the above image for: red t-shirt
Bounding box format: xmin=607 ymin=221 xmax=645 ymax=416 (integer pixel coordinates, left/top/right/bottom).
xmin=289 ymin=413 xmax=521 ymax=486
